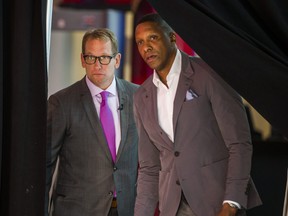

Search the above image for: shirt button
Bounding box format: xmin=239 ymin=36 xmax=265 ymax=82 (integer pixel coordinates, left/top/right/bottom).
xmin=174 ymin=151 xmax=180 ymax=157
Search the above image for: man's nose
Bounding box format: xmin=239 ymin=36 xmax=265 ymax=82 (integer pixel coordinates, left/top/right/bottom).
xmin=143 ymin=43 xmax=152 ymax=53
xmin=94 ymin=58 xmax=102 ymax=68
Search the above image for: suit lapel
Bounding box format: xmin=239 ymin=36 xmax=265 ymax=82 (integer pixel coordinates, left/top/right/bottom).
xmin=115 ymin=78 xmax=128 ymax=162
xmin=173 ymin=52 xmax=194 ymax=132
xmin=79 ymin=78 xmax=113 ymax=161
xmin=144 ymin=83 xmax=158 ymax=129
xmin=142 ymin=80 xmax=174 ymax=150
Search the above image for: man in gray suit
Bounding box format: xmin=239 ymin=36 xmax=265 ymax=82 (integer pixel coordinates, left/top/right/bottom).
xmin=46 ymin=28 xmax=139 ymax=216
xmin=133 ymin=13 xmax=262 ymax=216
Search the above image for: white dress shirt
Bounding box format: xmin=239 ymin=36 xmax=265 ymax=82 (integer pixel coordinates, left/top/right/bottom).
xmin=86 ymin=76 xmax=121 ymax=153
xmin=153 ymin=49 xmax=181 ymax=142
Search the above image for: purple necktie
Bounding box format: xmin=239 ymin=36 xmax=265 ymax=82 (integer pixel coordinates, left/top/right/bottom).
xmin=100 ymin=91 xmax=116 ymax=162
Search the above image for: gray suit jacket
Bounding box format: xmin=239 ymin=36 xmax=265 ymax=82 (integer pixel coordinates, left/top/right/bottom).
xmin=46 ymin=77 xmax=139 ymax=216
xmin=134 ymin=52 xmax=262 ymax=216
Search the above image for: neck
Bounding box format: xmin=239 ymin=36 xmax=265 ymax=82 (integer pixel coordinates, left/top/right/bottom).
xmin=157 ymin=49 xmax=177 ymax=88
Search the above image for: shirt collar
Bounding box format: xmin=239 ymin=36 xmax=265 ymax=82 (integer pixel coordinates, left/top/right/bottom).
xmin=85 ymin=76 xmax=117 ymax=97
xmin=153 ymin=49 xmax=181 ymax=88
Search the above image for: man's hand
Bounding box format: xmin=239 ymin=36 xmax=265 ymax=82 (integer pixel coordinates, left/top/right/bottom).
xmin=217 ymin=203 xmax=238 ymax=216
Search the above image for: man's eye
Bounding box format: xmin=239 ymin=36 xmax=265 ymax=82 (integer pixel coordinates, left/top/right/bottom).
xmin=136 ymin=41 xmax=143 ymax=46
xmin=150 ymin=35 xmax=158 ymax=40
xmin=100 ymin=56 xmax=109 ymax=60
xmin=87 ymin=55 xmax=95 ymax=60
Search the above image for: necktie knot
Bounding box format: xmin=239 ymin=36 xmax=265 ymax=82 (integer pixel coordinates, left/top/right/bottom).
xmin=100 ymin=91 xmax=109 ymax=105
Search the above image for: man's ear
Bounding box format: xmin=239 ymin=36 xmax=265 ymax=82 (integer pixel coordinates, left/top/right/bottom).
xmin=170 ymin=33 xmax=176 ymax=42
xmin=80 ymin=53 xmax=86 ymax=68
xmin=114 ymin=53 xmax=121 ymax=69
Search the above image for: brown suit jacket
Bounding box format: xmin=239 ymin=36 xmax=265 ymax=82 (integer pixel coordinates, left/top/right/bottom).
xmin=134 ymin=52 xmax=262 ymax=216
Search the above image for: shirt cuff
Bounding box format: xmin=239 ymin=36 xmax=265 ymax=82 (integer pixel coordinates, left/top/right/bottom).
xmin=223 ymin=200 xmax=241 ymax=209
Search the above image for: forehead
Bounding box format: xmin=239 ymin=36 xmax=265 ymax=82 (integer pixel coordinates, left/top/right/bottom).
xmin=85 ymin=38 xmax=112 ymax=53
xmin=135 ymin=22 xmax=165 ymax=38
xmin=86 ymin=37 xmax=110 ymax=45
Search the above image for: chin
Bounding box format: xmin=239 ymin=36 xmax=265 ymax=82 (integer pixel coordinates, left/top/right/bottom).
xmin=146 ymin=62 xmax=157 ymax=70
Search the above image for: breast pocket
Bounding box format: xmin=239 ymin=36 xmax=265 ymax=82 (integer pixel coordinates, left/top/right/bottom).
xmin=178 ymin=95 xmax=214 ymax=130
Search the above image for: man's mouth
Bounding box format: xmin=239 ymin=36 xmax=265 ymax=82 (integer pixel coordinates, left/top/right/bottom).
xmin=146 ymin=55 xmax=157 ymax=63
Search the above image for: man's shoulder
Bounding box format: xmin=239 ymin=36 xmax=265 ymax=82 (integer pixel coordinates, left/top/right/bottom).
xmin=189 ymin=56 xmax=209 ymax=68
xmin=134 ymin=76 xmax=153 ymax=98
xmin=54 ymin=79 xmax=83 ymax=95
xmin=116 ymin=77 xmax=139 ymax=93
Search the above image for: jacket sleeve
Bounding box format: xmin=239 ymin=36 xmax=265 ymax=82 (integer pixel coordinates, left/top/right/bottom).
xmin=45 ymin=94 xmax=66 ymax=215
xmin=197 ymin=58 xmax=253 ymax=208
xmin=133 ymin=94 xmax=160 ymax=216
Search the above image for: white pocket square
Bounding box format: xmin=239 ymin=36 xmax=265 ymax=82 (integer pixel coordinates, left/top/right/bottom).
xmin=186 ymin=89 xmax=198 ymax=101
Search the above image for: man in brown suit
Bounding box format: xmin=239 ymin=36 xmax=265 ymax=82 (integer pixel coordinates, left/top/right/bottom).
xmin=133 ymin=13 xmax=262 ymax=216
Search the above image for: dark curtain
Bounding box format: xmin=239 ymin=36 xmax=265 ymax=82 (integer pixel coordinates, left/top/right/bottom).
xmin=146 ymin=0 xmax=288 ymax=138
xmin=0 ymin=0 xmax=47 ymax=215
xmin=132 ymin=0 xmax=154 ymax=84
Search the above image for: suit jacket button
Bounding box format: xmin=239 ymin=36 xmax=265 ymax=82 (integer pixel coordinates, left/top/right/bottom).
xmin=108 ymin=191 xmax=113 ymax=197
xmin=176 ymin=180 xmax=180 ymax=185
xmin=113 ymin=166 xmax=117 ymax=171
xmin=174 ymin=151 xmax=180 ymax=157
